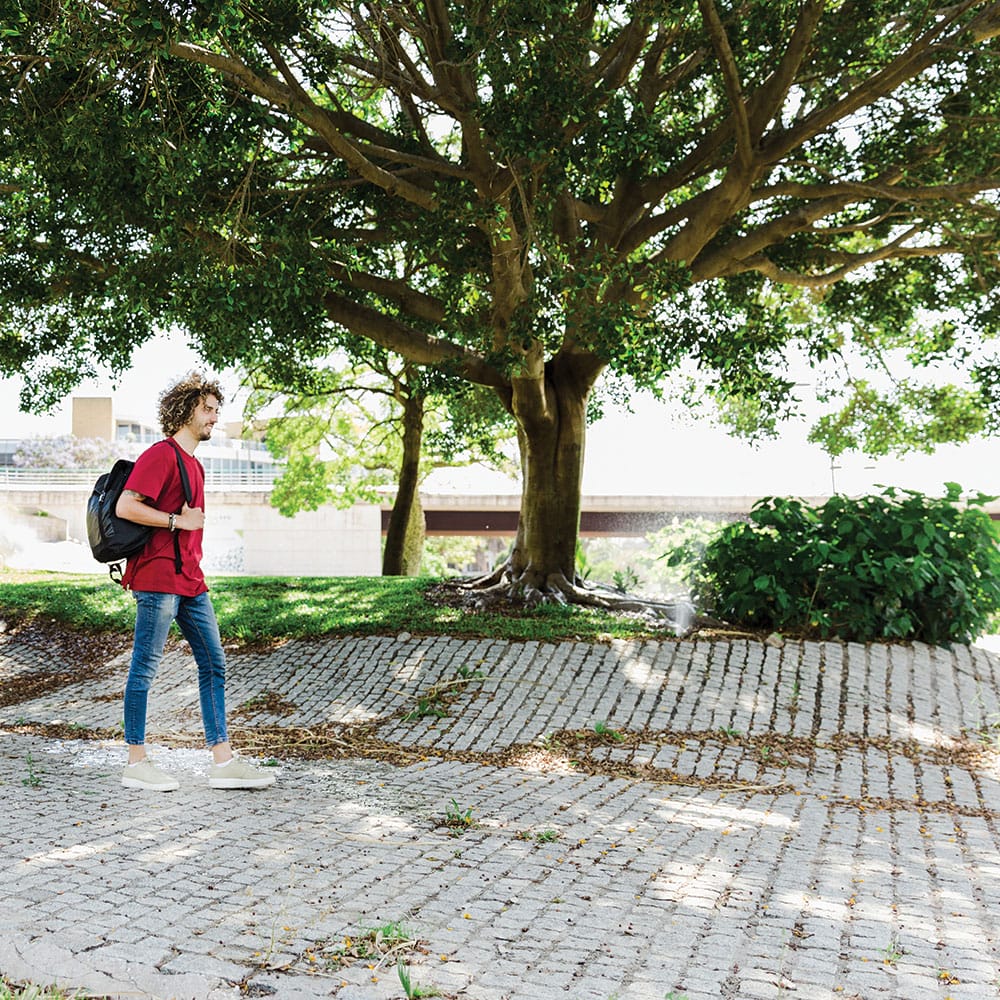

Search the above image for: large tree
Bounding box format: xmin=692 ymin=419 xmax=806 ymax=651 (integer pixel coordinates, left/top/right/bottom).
xmin=2 ymin=1 xmax=999 ymax=608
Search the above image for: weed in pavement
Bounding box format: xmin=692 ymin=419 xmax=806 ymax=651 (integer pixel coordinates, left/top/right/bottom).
xmin=593 ymin=720 xmax=625 ymax=742
xmin=397 ymin=960 xmax=442 ymax=999
xmin=22 ymin=754 xmax=41 ymax=788
xmin=442 ymin=798 xmax=476 ymax=834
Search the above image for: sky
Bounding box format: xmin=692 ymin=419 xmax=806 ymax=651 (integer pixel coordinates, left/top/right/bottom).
xmin=2 ymin=328 xmax=999 ymax=500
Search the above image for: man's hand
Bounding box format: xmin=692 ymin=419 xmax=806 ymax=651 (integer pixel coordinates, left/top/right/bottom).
xmin=177 ymin=502 xmax=205 ymax=532
xmin=115 ymin=493 xmax=206 ymax=531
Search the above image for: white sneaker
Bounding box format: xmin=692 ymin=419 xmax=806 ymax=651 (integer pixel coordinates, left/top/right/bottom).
xmin=122 ymin=758 xmax=180 ymax=792
xmin=208 ymin=757 xmax=276 ymax=789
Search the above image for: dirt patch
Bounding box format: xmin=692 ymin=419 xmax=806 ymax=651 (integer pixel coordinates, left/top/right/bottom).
xmin=0 ymin=615 xmax=132 ymax=667
xmin=424 ymin=580 xmax=547 ymax=617
xmin=232 ymin=689 xmax=299 ymax=719
xmin=2 ymin=720 xmax=120 ymax=741
xmin=0 ymin=617 xmax=132 ymax=708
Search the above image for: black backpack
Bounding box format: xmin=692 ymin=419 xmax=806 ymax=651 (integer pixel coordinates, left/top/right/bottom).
xmin=86 ymin=440 xmax=193 ymax=581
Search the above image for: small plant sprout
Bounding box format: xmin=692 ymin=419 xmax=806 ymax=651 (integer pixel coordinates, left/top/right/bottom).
xmin=397 ymin=959 xmax=442 ymax=998
xmin=788 ymin=679 xmax=801 ymax=709
xmin=403 ymin=696 xmax=448 ymax=721
xmin=314 ymin=920 xmax=422 ymax=974
xmin=593 ymin=720 xmax=625 ymax=742
xmin=612 ymin=566 xmax=641 ymax=593
xmin=0 ymin=980 xmax=85 ymax=999
xmin=974 ymin=717 xmax=1000 ymax=750
xmin=517 ymin=828 xmax=560 ymax=843
xmin=880 ymin=933 xmax=905 ymax=966
xmin=443 ymin=798 xmax=475 ymax=833
xmin=22 ymin=754 xmax=42 ymax=788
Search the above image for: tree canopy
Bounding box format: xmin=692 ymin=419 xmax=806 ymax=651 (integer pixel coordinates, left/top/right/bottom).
xmin=2 ymin=0 xmax=999 ymax=606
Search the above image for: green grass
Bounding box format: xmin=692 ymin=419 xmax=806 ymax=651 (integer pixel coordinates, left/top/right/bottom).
xmin=0 ymin=979 xmax=98 ymax=999
xmin=0 ymin=570 xmax=670 ymax=644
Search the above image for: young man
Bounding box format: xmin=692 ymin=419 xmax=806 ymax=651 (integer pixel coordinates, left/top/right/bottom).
xmin=115 ymin=371 xmax=275 ymax=792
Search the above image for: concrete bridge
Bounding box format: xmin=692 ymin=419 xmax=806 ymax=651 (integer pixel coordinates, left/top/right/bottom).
xmin=410 ymin=492 xmax=814 ymax=534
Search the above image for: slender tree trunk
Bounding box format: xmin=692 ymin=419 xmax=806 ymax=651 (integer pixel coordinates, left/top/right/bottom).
xmin=382 ymin=391 xmax=425 ymax=575
xmin=400 ymin=488 xmax=425 ymax=575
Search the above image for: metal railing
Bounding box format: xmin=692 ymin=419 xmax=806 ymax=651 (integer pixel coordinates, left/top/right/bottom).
xmin=0 ymin=466 xmax=281 ymax=490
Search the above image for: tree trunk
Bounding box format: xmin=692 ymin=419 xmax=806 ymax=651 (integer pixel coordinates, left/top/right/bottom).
xmin=466 ymin=350 xmax=694 ymax=629
xmin=382 ymin=391 xmax=425 ymax=576
xmin=502 ymin=351 xmax=601 ymax=602
xmin=400 ymin=489 xmax=425 ymax=575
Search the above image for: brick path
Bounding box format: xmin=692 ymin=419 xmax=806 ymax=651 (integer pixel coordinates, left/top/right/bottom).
xmin=1 ymin=627 xmax=999 ymax=1000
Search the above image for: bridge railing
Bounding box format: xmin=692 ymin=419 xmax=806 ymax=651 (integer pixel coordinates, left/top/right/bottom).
xmin=0 ymin=467 xmax=281 ymax=491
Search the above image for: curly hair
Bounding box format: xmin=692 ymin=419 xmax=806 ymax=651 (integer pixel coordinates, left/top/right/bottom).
xmin=158 ymin=371 xmax=226 ymax=437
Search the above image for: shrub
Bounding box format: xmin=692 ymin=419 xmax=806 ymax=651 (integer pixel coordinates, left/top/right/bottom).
xmin=672 ymin=484 xmax=1000 ymax=645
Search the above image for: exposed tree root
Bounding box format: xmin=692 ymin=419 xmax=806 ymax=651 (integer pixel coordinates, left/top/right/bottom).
xmin=446 ymin=565 xmax=704 ymax=636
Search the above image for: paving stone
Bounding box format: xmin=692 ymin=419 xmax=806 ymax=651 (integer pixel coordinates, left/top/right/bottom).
xmin=2 ymin=632 xmax=999 ymax=998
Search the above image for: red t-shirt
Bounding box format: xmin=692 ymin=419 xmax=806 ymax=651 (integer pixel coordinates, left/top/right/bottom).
xmin=120 ymin=439 xmax=208 ymax=596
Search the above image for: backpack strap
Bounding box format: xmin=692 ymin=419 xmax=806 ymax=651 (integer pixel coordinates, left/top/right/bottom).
xmin=165 ymin=439 xmax=195 ymax=574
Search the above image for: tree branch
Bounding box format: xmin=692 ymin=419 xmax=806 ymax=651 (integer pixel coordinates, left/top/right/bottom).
xmin=169 ymin=40 xmax=439 ymax=211
xmin=757 ymin=177 xmax=1000 ymax=205
xmin=637 ymin=30 xmax=701 ymax=112
xmin=697 ymin=0 xmax=753 ymax=171
xmin=591 ymin=8 xmax=653 ymax=92
xmin=760 ymin=0 xmax=990 ymax=165
xmin=745 ymin=0 xmax=825 ymax=140
xmin=326 ymin=262 xmax=447 ymax=325
xmin=321 ymin=290 xmax=508 ymax=390
xmin=737 ymin=240 xmax=959 ymax=287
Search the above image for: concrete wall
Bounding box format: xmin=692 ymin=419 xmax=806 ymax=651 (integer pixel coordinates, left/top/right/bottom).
xmin=0 ymin=505 xmax=67 ymax=543
xmin=2 ymin=495 xmax=87 ymax=542
xmin=0 ymin=488 xmax=382 ymax=577
xmin=240 ymin=503 xmax=382 ymax=577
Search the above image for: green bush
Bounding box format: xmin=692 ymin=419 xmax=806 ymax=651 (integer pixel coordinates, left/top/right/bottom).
xmin=672 ymin=484 xmax=1000 ymax=645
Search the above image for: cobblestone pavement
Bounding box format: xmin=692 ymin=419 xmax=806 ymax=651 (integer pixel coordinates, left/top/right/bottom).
xmin=2 ymin=626 xmax=1000 ymax=1000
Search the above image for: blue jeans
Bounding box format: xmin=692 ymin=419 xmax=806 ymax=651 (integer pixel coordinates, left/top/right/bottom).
xmin=124 ymin=591 xmax=229 ymax=748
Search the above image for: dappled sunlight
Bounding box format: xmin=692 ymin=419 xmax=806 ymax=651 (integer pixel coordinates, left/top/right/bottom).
xmin=620 ymin=656 xmax=667 ymax=689
xmin=23 ymin=840 xmax=122 ymax=868
xmin=4 ymin=587 xmax=999 ymax=998
xmin=393 ymin=651 xmax=429 ymax=684
xmin=650 ymin=793 xmax=797 ymax=832
xmin=892 ymin=716 xmax=959 ymax=750
xmin=322 ymin=703 xmax=383 ymax=724
xmin=7 ymin=724 xmax=998 ymax=998
xmin=353 ymin=812 xmax=423 ymax=840
xmin=497 ymin=745 xmax=582 ymax=776
xmin=138 ymin=841 xmax=210 ymax=864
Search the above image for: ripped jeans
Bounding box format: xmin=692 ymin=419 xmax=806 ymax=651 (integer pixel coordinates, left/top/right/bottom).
xmin=123 ymin=590 xmax=228 ymax=748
